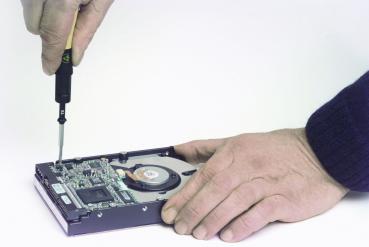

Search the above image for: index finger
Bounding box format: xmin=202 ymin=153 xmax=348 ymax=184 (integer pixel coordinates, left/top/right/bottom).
xmin=39 ymin=0 xmax=80 ymax=74
xmin=21 ymin=0 xmax=45 ymax=35
xmin=162 ymin=145 xmax=233 ymax=224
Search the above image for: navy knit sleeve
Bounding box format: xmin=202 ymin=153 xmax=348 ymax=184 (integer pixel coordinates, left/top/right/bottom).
xmin=306 ymin=71 xmax=369 ymax=192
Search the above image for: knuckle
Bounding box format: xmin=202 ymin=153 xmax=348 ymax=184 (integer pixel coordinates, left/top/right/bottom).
xmin=177 ymin=190 xmax=193 ymax=204
xmin=226 ymin=137 xmax=246 ymax=155
xmin=90 ymin=0 xmax=106 ymax=13
xmin=269 ymin=195 xmax=291 ymax=219
xmin=197 ymin=167 xmax=216 ymax=183
xmin=41 ymin=52 xmax=54 ymax=65
xmin=234 ymin=183 xmax=261 ymax=204
xmin=207 ymin=209 xmax=225 ymax=225
xmin=171 ymin=185 xmax=196 ymax=206
xmin=268 ymin=195 xmax=285 ymax=207
xmin=227 ymin=139 xmax=241 ymax=151
xmin=60 ymin=0 xmax=79 ymax=10
xmin=232 ymin=186 xmax=249 ymax=204
xmin=191 ymin=140 xmax=207 ymax=158
xmin=220 ymin=141 xmax=235 ymax=156
xmin=40 ymin=26 xmax=64 ymax=49
xmin=256 ymin=203 xmax=274 ymax=219
xmin=238 ymin=215 xmax=256 ymax=232
xmin=179 ymin=140 xmax=204 ymax=163
xmin=187 ymin=140 xmax=200 ymax=153
xmin=209 ymin=174 xmax=233 ymax=193
xmin=189 ymin=140 xmax=201 ymax=147
xmin=181 ymin=204 xmax=202 ymax=220
xmin=74 ymin=22 xmax=95 ymax=42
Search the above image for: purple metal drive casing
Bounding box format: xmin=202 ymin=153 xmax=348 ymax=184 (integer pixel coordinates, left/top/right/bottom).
xmin=34 ymin=147 xmax=186 ymax=236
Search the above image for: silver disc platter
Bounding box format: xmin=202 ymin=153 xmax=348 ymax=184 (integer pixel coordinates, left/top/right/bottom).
xmin=133 ymin=166 xmax=170 ymax=186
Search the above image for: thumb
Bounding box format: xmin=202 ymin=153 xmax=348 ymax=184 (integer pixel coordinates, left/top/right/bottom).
xmin=174 ymin=138 xmax=227 ymax=164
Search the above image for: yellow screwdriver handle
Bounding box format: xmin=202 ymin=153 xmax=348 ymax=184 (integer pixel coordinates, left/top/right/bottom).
xmin=66 ymin=11 xmax=78 ymax=50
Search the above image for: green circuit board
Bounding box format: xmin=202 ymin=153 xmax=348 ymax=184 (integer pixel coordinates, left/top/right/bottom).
xmin=49 ymin=158 xmax=136 ymax=211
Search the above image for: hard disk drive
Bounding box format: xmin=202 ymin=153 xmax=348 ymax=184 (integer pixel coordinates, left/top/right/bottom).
xmin=34 ymin=147 xmax=199 ymax=235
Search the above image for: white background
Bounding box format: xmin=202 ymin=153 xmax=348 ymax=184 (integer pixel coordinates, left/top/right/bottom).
xmin=0 ymin=0 xmax=368 ymax=246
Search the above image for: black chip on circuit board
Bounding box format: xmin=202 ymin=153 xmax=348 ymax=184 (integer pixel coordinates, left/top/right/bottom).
xmin=64 ymin=163 xmax=73 ymax=170
xmin=76 ymin=186 xmax=114 ymax=204
xmin=118 ymin=190 xmax=134 ymax=203
xmin=83 ymin=169 xmax=92 ymax=176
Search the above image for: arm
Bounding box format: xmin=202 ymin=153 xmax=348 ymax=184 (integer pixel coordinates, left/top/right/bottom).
xmin=306 ymin=71 xmax=369 ymax=192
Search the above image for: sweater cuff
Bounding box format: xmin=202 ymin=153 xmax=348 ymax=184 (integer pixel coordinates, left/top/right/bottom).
xmin=306 ymin=72 xmax=369 ymax=192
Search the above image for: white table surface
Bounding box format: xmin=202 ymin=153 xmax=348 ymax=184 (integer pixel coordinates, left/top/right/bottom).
xmin=0 ymin=1 xmax=368 ymax=246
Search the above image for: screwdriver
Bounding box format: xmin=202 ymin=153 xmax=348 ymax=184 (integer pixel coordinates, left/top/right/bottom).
xmin=55 ymin=12 xmax=78 ymax=166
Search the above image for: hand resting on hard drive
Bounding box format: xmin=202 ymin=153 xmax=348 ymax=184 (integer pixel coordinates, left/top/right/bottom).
xmin=162 ymin=128 xmax=348 ymax=242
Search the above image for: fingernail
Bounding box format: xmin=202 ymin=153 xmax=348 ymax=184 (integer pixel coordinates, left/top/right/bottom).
xmin=221 ymin=229 xmax=233 ymax=242
xmin=193 ymin=225 xmax=207 ymax=240
xmin=175 ymin=221 xmax=188 ymax=235
xmin=162 ymin=207 xmax=177 ymax=224
xmin=42 ymin=62 xmax=53 ymax=76
xmin=73 ymin=50 xmax=84 ymax=66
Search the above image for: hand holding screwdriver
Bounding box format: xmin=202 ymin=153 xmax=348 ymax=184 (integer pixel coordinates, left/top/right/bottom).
xmin=21 ymin=0 xmax=114 ymax=75
xmin=21 ymin=0 xmax=113 ymax=164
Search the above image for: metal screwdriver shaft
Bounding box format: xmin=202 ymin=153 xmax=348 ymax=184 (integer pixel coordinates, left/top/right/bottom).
xmin=55 ymin=12 xmax=78 ymax=166
xmin=58 ymin=125 xmax=64 ymax=164
xmin=58 ymin=104 xmax=66 ymax=165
